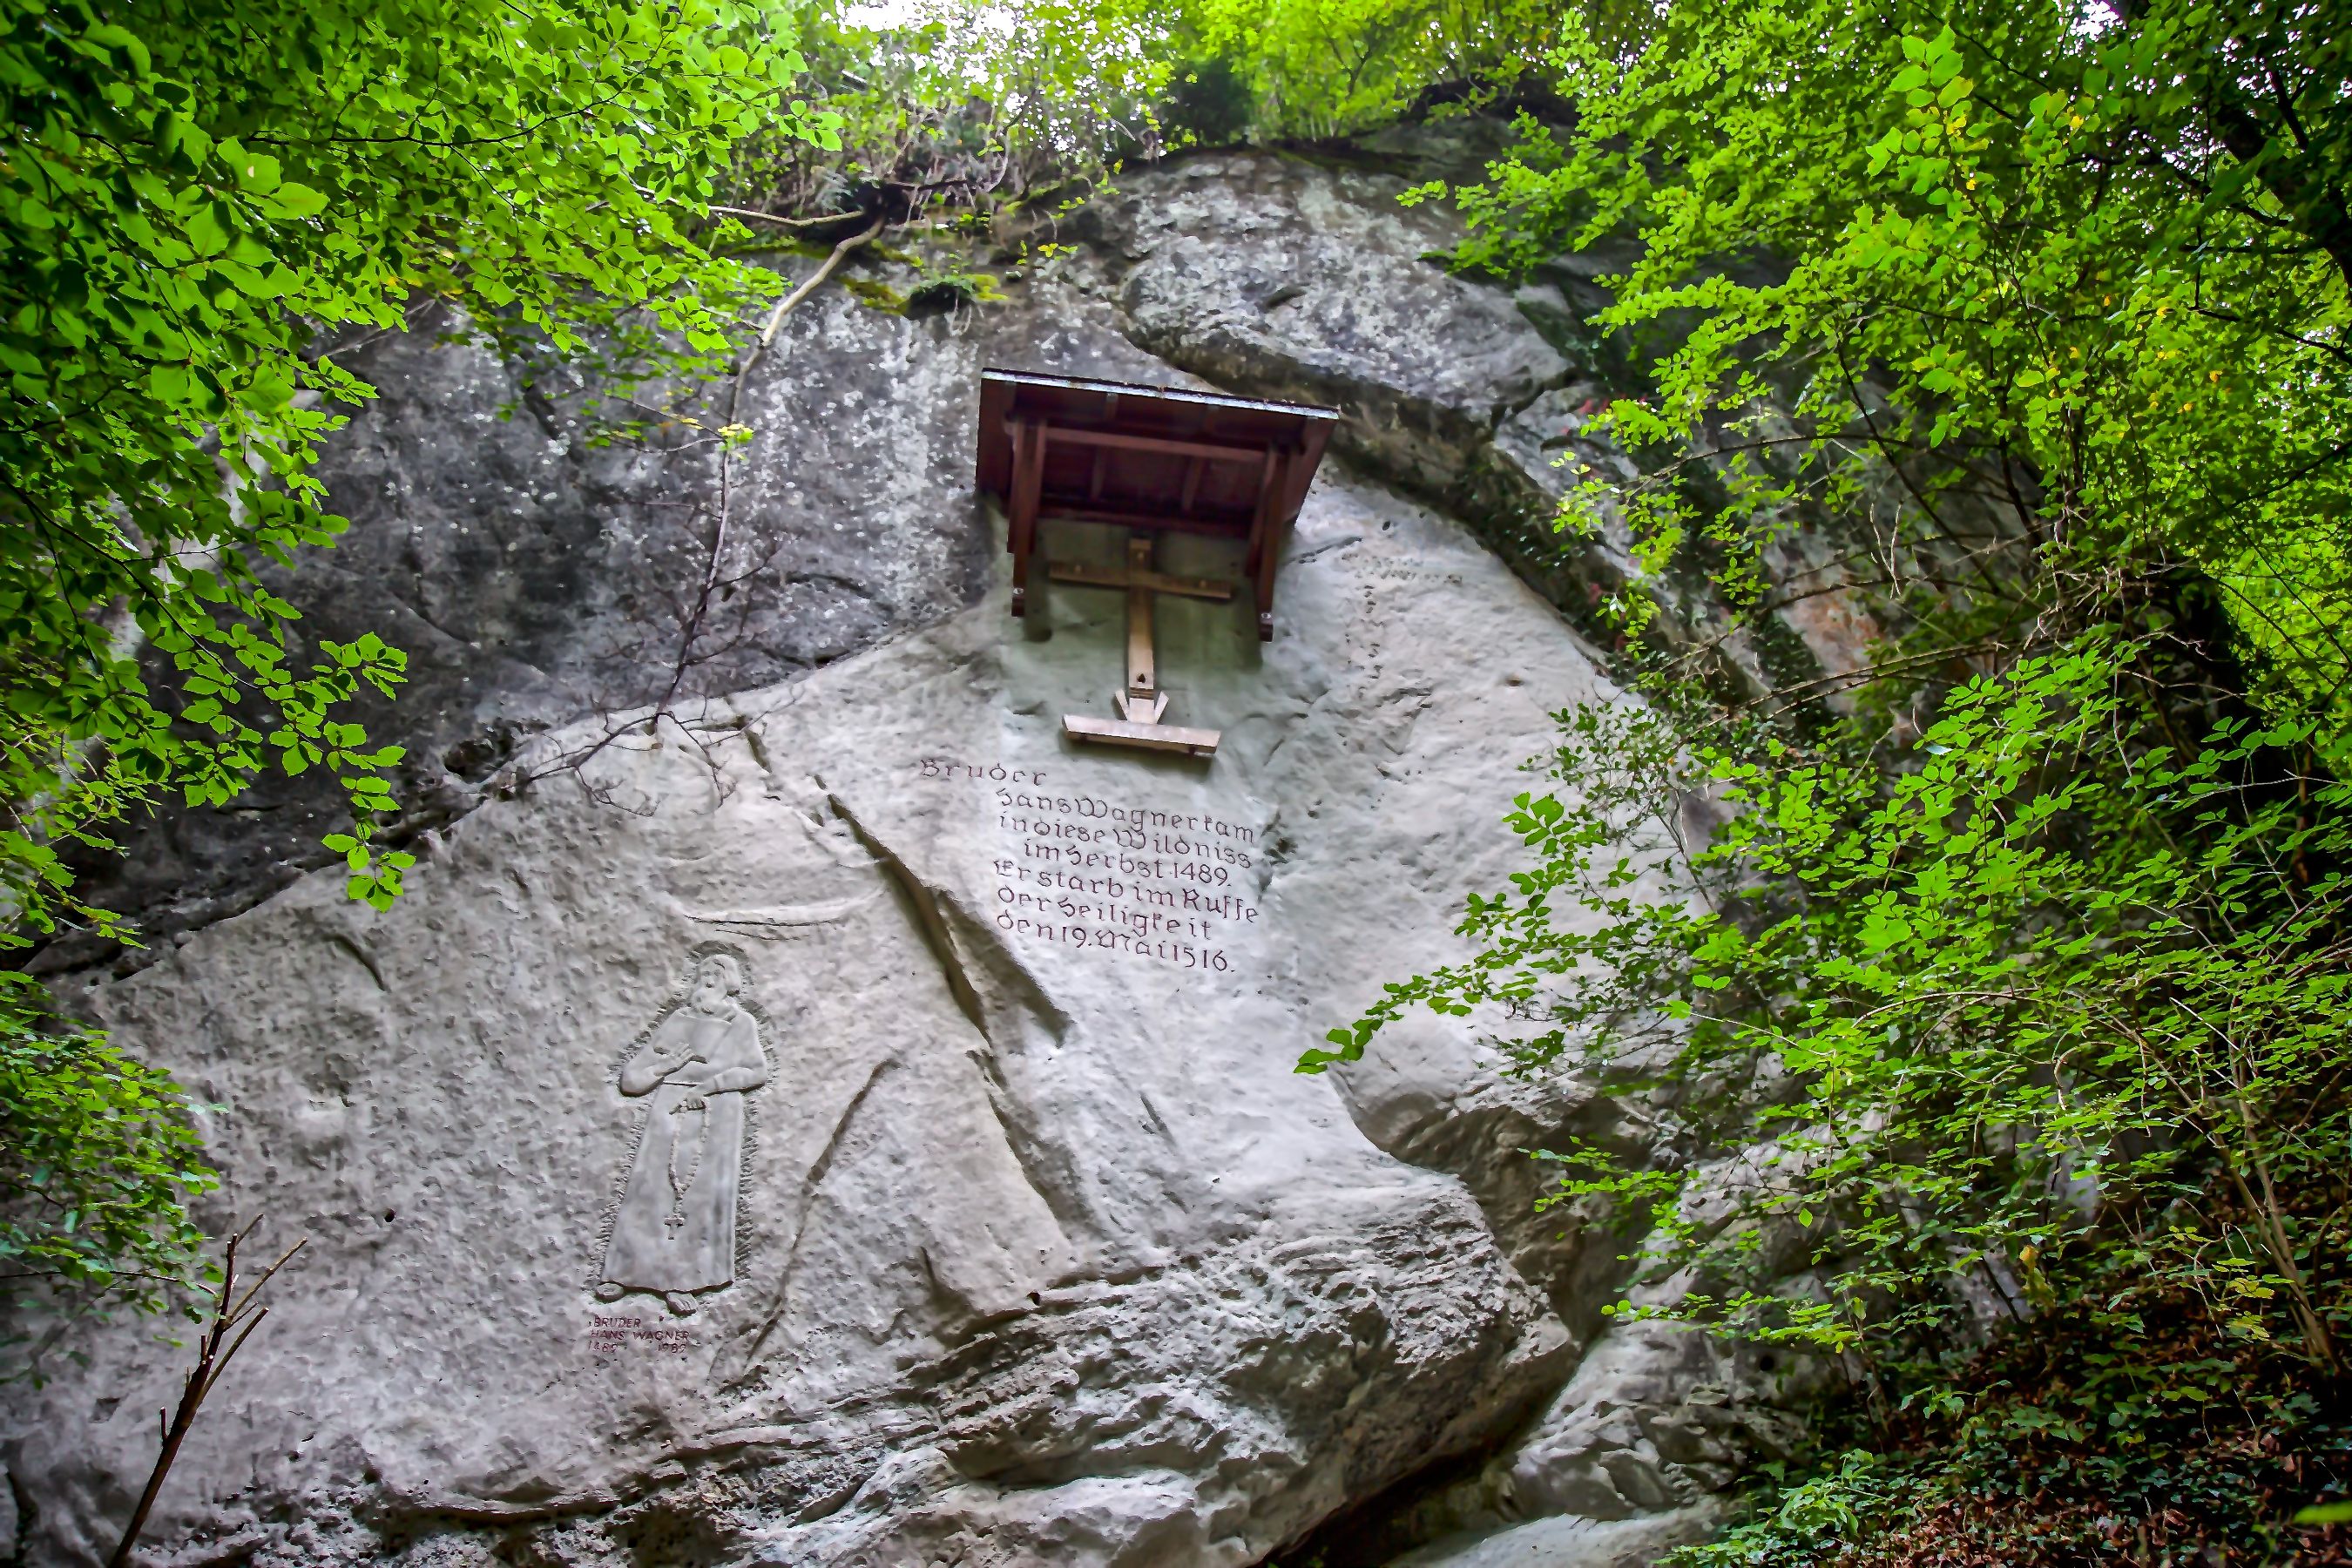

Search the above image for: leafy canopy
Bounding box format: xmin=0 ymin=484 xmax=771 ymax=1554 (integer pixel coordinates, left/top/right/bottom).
xmin=1312 ymin=0 xmax=2352 ymax=1526
xmin=740 ymin=0 xmax=1182 ymax=221
xmin=1317 ymin=659 xmax=2352 ymax=1372
xmin=1187 ymin=0 xmax=1571 ymax=136
xmin=1443 ymin=0 xmax=2352 ymax=716
xmin=1 ymin=0 xmax=835 ymax=936
xmin=0 ymin=974 xmax=210 ymax=1335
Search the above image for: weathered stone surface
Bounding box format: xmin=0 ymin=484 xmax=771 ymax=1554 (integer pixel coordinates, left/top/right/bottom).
xmin=44 ymin=267 xmax=1149 ymax=970
xmin=10 ymin=473 xmax=1605 ymax=1565
xmin=7 ymin=138 xmax=1811 ymax=1567
xmin=50 ymin=145 xmax=1609 ymax=970
xmin=1064 ymin=152 xmax=1571 ymax=495
xmin=1390 ymin=1501 xmax=1732 ymax=1568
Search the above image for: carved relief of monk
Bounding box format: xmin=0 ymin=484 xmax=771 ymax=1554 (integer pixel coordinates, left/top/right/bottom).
xmin=596 ymin=953 xmax=767 ymax=1316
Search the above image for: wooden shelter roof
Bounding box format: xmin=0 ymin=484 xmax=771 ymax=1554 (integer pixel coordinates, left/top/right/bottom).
xmin=974 ymin=368 xmax=1337 ymax=544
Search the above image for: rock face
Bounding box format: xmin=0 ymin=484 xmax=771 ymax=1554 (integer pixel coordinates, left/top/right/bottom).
xmin=3 ymin=140 xmax=1807 ymax=1565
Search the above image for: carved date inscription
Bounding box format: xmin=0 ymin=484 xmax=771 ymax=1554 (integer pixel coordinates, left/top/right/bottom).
xmin=914 ymin=760 xmax=1261 ymax=970
xmin=588 ymin=1314 xmax=696 ymax=1365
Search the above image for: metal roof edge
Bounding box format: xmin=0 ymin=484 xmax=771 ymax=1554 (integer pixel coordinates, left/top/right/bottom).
xmin=979 ymin=366 xmax=1341 ymax=422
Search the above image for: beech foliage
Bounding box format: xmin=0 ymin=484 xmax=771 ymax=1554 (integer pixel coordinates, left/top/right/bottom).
xmin=1314 ymin=0 xmax=2352 ymax=1552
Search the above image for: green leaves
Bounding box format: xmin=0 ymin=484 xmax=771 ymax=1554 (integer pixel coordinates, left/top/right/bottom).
xmin=1436 ymin=0 xmax=2352 ymax=726
xmin=258 ymin=181 xmax=324 ymax=219
xmin=1186 ymin=0 xmax=1572 ymax=138
xmin=1330 ymin=626 xmax=2352 ymax=1385
xmin=0 ymin=0 xmax=829 ymax=934
xmin=1350 ymin=1 xmax=2352 ymax=1396
xmin=0 ymin=974 xmax=213 ymax=1375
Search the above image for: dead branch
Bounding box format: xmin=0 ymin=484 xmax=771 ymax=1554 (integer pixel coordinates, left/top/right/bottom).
xmin=108 ymin=1220 xmax=306 ymax=1568
xmin=739 ymin=219 xmax=885 ymax=397
xmin=514 ymin=219 xmax=887 ymax=804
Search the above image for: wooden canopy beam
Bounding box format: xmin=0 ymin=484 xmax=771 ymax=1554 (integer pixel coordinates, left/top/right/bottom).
xmin=1007 ymin=417 xmax=1045 ymax=618
xmin=1023 ymin=420 xmax=1281 ymax=468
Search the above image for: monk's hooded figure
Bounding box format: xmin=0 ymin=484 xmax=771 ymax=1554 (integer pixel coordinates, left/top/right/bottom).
xmin=598 ymin=954 xmax=767 ymax=1313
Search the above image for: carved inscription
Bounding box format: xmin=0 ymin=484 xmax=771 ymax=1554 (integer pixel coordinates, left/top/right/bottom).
xmin=912 ymin=760 xmax=1260 ymax=970
xmin=1323 ymin=542 xmax=1463 ymax=585
xmin=1354 ymin=555 xmax=1463 ymax=585
xmin=594 ymin=953 xmax=768 ymax=1317
xmin=588 ymin=1314 xmax=697 ymax=1365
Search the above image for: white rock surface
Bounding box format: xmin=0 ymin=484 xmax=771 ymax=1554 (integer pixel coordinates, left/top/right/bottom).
xmin=4 ymin=142 xmax=1815 ymax=1567
xmin=1389 ymin=1502 xmax=1730 ymax=1568
xmin=6 ymin=472 xmax=1619 ymax=1566
xmin=1075 ymin=152 xmax=1569 ymax=492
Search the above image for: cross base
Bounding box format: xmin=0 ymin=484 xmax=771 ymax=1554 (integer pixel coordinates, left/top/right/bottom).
xmin=1062 ymin=713 xmax=1223 ymax=756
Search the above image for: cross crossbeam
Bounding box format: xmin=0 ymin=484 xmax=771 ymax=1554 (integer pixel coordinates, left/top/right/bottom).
xmin=1054 ymin=537 xmax=1223 ymax=758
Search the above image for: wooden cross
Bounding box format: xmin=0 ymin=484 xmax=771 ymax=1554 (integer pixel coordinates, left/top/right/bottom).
xmin=1052 ymin=535 xmax=1229 ymax=758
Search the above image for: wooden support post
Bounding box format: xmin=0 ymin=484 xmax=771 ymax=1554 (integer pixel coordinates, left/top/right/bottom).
xmin=1246 ymin=448 xmax=1292 ymax=641
xmin=1007 ymin=419 xmax=1045 ymax=618
xmin=1117 ymin=535 xmax=1167 ymax=725
xmin=1242 ymin=448 xmax=1276 ymax=583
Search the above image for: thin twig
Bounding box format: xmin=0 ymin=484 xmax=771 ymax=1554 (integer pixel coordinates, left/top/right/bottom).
xmin=705 ymin=204 xmax=865 ymax=232
xmin=520 ymin=219 xmax=885 ymax=800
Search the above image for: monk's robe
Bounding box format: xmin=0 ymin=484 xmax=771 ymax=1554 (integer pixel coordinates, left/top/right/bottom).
xmin=601 ymin=1003 xmax=767 ymax=1294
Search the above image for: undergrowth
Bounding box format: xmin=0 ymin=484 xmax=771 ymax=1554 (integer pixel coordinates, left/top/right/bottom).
xmin=1687 ymin=1182 xmax=2352 ymax=1566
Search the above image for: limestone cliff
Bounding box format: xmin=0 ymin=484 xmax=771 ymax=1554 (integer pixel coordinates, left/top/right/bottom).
xmin=2 ymin=138 xmax=1814 ymax=1567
